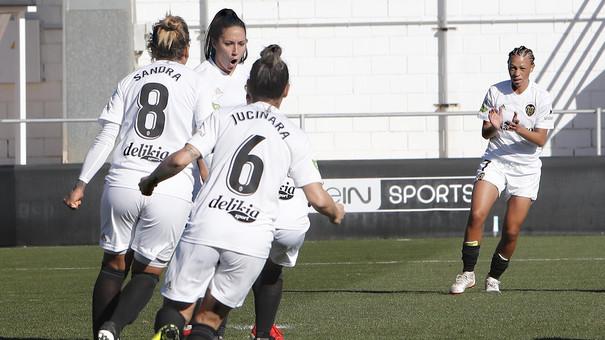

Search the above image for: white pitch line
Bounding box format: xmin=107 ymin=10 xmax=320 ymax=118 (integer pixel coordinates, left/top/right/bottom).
xmin=227 ymin=324 xmax=293 ymax=331
xmin=9 ymin=257 xmax=605 ymax=271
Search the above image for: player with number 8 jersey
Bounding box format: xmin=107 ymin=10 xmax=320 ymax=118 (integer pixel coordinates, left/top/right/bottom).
xmin=64 ymin=15 xmax=213 ymax=340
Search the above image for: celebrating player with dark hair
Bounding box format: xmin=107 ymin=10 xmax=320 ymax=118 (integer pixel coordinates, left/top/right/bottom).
xmin=143 ymin=44 xmax=345 ymax=340
xmin=193 ymin=9 xmax=310 ymax=339
xmin=64 ymin=15 xmax=212 ymax=340
xmin=449 ymin=46 xmax=554 ymax=294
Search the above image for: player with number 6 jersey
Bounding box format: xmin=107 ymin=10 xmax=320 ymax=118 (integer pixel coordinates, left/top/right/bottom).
xmin=64 ymin=15 xmax=212 ymax=340
xmin=143 ymin=44 xmax=345 ymax=340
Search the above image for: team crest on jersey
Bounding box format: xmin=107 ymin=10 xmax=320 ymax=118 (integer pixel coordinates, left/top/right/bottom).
xmin=279 ymin=181 xmax=295 ymax=200
xmin=208 ymin=195 xmax=260 ymax=223
xmin=525 ymin=104 xmax=536 ymax=116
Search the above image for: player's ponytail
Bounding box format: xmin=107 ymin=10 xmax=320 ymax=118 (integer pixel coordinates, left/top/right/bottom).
xmin=248 ymin=44 xmax=289 ymax=100
xmin=148 ymin=15 xmax=190 ymax=61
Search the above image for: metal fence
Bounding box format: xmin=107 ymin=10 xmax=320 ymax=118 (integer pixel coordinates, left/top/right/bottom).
xmin=0 ymin=108 xmax=602 ymax=164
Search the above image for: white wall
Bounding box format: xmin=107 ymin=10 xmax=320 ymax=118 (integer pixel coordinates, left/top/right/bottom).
xmin=132 ymin=0 xmax=605 ymax=160
xmin=2 ymin=0 xmax=604 ymax=164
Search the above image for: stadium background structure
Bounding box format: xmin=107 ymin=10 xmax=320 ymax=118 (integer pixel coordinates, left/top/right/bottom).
xmin=3 ymin=0 xmax=605 ymax=164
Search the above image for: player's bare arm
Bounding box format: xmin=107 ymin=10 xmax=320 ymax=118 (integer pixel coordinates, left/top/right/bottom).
xmin=302 ymin=182 xmax=345 ymax=224
xmin=509 ymin=124 xmax=548 ymax=147
xmin=139 ymin=144 xmax=202 ymax=196
xmin=64 ymin=180 xmax=87 ymax=210
xmin=197 ymin=158 xmax=209 ymax=182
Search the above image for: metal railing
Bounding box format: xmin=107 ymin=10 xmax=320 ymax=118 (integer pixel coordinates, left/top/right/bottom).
xmin=0 ymin=108 xmax=602 ymax=164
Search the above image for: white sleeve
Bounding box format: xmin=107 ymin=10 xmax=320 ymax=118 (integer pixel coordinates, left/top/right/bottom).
xmin=193 ymin=80 xmax=215 ymax=128
xmin=187 ymin=112 xmax=220 ymax=158
xmin=78 ymin=120 xmax=120 ymax=183
xmin=534 ymin=90 xmax=554 ymax=129
xmin=478 ymin=87 xmax=495 ymax=121
xmin=98 ymin=84 xmax=125 ymax=125
xmin=288 ymin=135 xmax=322 ymax=187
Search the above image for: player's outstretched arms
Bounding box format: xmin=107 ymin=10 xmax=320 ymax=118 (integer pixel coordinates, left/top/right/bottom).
xmin=139 ymin=144 xmax=202 ymax=196
xmin=64 ymin=180 xmax=86 ymax=210
xmin=302 ymin=182 xmax=345 ymax=224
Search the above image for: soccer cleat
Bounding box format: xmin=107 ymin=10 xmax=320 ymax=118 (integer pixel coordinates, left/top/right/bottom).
xmin=151 ymin=324 xmax=180 ymax=340
xmin=485 ymin=276 xmax=501 ymax=293
xmin=449 ymin=271 xmax=476 ymax=294
xmin=182 ymin=324 xmax=192 ymax=337
xmin=98 ymin=321 xmax=118 ymax=340
xmin=250 ymin=324 xmax=284 ymax=340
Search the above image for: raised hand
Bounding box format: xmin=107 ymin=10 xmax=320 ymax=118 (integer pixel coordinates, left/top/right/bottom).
xmin=488 ymin=106 xmax=503 ymax=129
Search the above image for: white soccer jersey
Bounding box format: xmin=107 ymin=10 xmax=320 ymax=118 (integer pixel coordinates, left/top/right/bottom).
xmin=194 ymin=59 xmax=250 ymax=110
xmin=195 ymin=59 xmax=311 ymax=230
xmin=101 ymin=60 xmax=213 ymax=201
xmin=181 ymin=101 xmax=322 ymax=258
xmin=478 ymin=80 xmax=554 ymax=169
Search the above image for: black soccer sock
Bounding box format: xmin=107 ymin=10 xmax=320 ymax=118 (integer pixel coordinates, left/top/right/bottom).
xmin=188 ymin=323 xmax=218 ymax=340
xmin=461 ymin=242 xmax=480 ymax=272
xmin=109 ymin=271 xmax=159 ymax=333
xmin=488 ymin=252 xmax=509 ymax=279
xmin=154 ymin=304 xmax=186 ymax=334
xmin=216 ymin=316 xmax=228 ymax=337
xmin=92 ymin=266 xmax=126 ymax=339
xmin=253 ymin=263 xmax=283 ymax=337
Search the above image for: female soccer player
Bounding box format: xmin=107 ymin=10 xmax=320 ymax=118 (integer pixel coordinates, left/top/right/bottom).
xmin=63 ymin=15 xmax=212 ymax=339
xmin=142 ymin=45 xmax=345 ymax=340
xmin=194 ymin=9 xmax=307 ymax=340
xmin=195 ymin=8 xmax=249 ymax=108
xmin=449 ymin=46 xmax=554 ymax=294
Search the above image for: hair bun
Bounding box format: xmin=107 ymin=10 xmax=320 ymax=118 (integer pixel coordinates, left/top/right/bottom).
xmin=260 ymin=44 xmax=282 ymax=67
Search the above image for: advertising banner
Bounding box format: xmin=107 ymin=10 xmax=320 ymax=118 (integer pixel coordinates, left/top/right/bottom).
xmin=313 ymin=176 xmax=475 ymax=213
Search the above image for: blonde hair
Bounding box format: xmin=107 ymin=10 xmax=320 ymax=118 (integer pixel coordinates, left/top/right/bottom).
xmin=148 ymin=15 xmax=190 ymax=61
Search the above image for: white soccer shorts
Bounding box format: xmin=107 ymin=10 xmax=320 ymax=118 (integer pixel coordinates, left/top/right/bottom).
xmin=475 ymin=159 xmax=541 ymax=201
xmin=269 ymin=228 xmax=308 ymax=267
xmin=161 ymin=240 xmax=266 ymax=308
xmin=99 ymin=185 xmax=192 ymax=267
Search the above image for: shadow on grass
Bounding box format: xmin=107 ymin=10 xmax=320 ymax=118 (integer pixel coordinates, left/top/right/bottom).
xmin=0 ymin=336 xmax=86 ymax=340
xmin=284 ymin=288 xmax=442 ymax=294
xmin=534 ymin=338 xmax=593 ymax=340
xmin=507 ymin=288 xmax=605 ymax=293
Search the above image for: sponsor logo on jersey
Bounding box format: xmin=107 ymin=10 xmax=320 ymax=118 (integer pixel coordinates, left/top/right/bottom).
xmin=208 ymin=195 xmax=260 ymax=223
xmin=525 ymin=104 xmax=536 ymax=116
xmin=279 ymin=183 xmax=295 ymax=200
xmin=133 ymin=65 xmax=181 ymax=82
xmin=123 ymin=142 xmax=169 ymax=162
xmin=479 ymin=103 xmax=489 ymax=113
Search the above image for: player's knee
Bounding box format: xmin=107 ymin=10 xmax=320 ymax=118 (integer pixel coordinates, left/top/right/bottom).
xmin=468 ymin=210 xmax=489 ymax=226
xmin=99 ymin=263 xmax=127 ymax=280
xmin=502 ymin=228 xmax=520 ymax=242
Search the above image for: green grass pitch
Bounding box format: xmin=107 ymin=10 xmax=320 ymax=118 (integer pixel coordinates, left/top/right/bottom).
xmin=1 ymin=235 xmax=604 ymax=339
